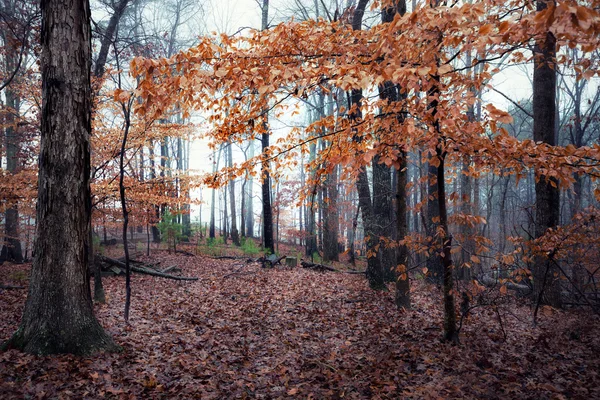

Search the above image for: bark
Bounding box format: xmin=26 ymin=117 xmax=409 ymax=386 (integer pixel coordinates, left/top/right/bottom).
xmin=350 ymin=0 xmax=385 ymax=290
xmin=426 ymin=161 xmax=443 ymax=283
xmin=93 ymin=0 xmax=130 ymax=79
xmin=305 ymin=136 xmax=318 ymax=258
xmin=1 ymin=27 xmax=23 ymax=264
xmin=149 ymin=141 xmax=161 ymax=242
xmin=532 ymin=0 xmax=561 ymax=308
xmin=119 ymin=100 xmax=132 ymax=322
xmin=227 ymin=143 xmax=241 ymax=246
xmin=372 ymin=156 xmax=394 ymax=280
xmin=427 ymin=18 xmax=457 ymax=341
xmin=322 ymin=93 xmax=339 ymax=262
xmin=437 ymin=149 xmax=458 ymax=342
xmin=380 ymin=0 xmax=409 ymax=307
xmin=395 ymin=151 xmax=411 ymax=309
xmin=322 ymin=164 xmax=339 ymax=262
xmin=2 ymin=0 xmax=117 ymax=355
xmin=89 ymin=0 xmax=131 ymax=302
xmin=246 ymin=140 xmax=255 ymax=237
xmin=260 ymin=0 xmax=274 ymax=254
xmin=209 ymin=148 xmax=218 ymax=239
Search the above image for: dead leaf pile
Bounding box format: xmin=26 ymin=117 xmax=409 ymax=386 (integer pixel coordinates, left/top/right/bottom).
xmin=1 ymin=255 xmax=599 ymax=399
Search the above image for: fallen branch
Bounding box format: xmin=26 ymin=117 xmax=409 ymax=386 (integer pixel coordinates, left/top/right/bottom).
xmin=211 ymin=256 xmax=249 ymax=260
xmin=176 ymin=249 xmax=196 ymax=257
xmin=131 ymin=265 xmax=198 ymax=281
xmin=0 ymin=284 xmax=25 ymax=290
xmin=160 ymin=266 xmax=181 ymax=274
xmin=96 ymin=255 xmax=197 ymax=281
xmin=301 ymin=261 xmax=337 ymax=272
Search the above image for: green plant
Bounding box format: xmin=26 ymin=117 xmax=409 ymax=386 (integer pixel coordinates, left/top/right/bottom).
xmin=312 ymin=252 xmax=322 ymax=263
xmin=241 ymin=238 xmax=260 ymax=256
xmin=9 ymin=270 xmax=29 ymax=281
xmin=157 ymin=211 xmax=184 ymax=252
xmin=92 ymin=235 xmax=105 ymax=255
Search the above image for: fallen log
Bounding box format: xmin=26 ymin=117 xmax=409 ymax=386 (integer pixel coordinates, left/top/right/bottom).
xmin=259 ymin=255 xmax=286 ymax=268
xmin=96 ymin=255 xmax=198 ymax=281
xmin=479 ymin=276 xmax=531 ymax=294
xmin=301 ymin=261 xmax=337 ymax=272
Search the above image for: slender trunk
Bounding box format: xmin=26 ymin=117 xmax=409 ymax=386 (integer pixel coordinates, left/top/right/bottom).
xmin=260 ymin=0 xmax=274 ymax=254
xmin=246 ymin=141 xmax=255 ymax=237
xmin=228 ymin=143 xmax=240 ymax=245
xmin=149 ymin=140 xmax=161 ymax=242
xmin=119 ymin=103 xmax=132 ymax=322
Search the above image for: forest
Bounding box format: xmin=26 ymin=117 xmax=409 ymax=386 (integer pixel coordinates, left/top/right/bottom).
xmin=1 ymin=0 xmax=600 ymax=398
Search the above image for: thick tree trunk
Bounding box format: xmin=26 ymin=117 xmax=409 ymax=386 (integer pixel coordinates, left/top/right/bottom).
xmin=532 ymin=0 xmax=561 ymax=308
xmin=2 ymin=0 xmax=117 ymax=355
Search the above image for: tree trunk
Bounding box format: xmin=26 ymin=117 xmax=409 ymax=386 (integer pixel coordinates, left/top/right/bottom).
xmin=246 ymin=141 xmax=255 ymax=237
xmin=260 ymin=0 xmax=274 ymax=254
xmin=149 ymin=140 xmax=161 ymax=242
xmin=350 ymin=0 xmax=385 ymax=290
xmin=228 ymin=143 xmax=241 ymax=246
xmin=119 ymin=102 xmax=132 ymax=322
xmin=379 ymin=0 xmax=410 ymax=308
xmin=322 ymin=164 xmax=339 ymax=262
xmin=532 ymin=0 xmax=561 ymax=308
xmin=395 ymin=149 xmax=411 ymax=309
xmin=2 ymin=0 xmax=117 ymax=355
xmin=426 ymin=161 xmax=443 ymax=283
xmin=1 ymin=32 xmax=24 ymax=264
xmin=209 ymin=149 xmax=218 ymax=239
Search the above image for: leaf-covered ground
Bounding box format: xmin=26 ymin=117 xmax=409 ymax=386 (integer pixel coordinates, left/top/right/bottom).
xmin=1 ymin=253 xmax=599 ymax=399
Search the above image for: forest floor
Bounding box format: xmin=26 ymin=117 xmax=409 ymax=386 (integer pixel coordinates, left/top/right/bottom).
xmin=1 ymin=250 xmax=599 ymax=399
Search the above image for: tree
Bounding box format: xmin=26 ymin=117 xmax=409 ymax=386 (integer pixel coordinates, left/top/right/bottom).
xmin=0 ymin=0 xmax=37 ymax=264
xmin=532 ymin=0 xmax=561 ymax=309
xmin=260 ymin=0 xmax=275 ymax=254
xmin=2 ymin=0 xmax=117 ymax=355
xmin=131 ymin=0 xmax=600 ymax=340
xmin=227 ymin=142 xmax=241 ymax=246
